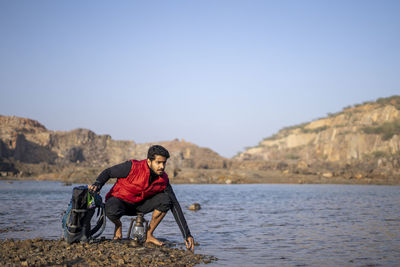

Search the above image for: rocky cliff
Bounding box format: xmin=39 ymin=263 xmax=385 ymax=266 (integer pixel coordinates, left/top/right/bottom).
xmin=1 ymin=96 xmax=400 ymax=185
xmin=0 ymin=115 xmax=228 ymax=183
xmin=235 ymin=96 xmax=400 ymax=184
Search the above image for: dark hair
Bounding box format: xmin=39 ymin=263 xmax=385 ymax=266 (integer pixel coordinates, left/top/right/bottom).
xmin=147 ymin=145 xmax=170 ymax=160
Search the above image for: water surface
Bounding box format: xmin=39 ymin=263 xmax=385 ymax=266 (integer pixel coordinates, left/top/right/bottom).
xmin=0 ymin=181 xmax=399 ymax=266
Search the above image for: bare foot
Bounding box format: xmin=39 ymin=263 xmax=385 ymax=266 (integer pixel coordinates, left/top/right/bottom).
xmin=113 ymin=230 xmax=122 ymax=240
xmin=113 ymin=221 xmax=122 ymax=240
xmin=145 ymin=234 xmax=164 ymax=246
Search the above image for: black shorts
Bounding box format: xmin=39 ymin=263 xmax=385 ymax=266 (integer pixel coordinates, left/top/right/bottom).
xmin=105 ymin=192 xmax=172 ymax=221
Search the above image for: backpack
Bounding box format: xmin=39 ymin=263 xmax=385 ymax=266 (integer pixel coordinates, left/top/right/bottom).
xmin=62 ymin=185 xmax=106 ymax=243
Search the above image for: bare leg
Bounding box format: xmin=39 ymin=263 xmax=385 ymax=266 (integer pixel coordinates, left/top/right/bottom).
xmin=112 ymin=219 xmax=122 ymax=240
xmin=146 ymin=209 xmax=167 ymax=246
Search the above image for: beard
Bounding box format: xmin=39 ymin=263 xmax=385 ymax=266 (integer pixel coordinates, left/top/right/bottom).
xmin=150 ymin=165 xmax=164 ymax=176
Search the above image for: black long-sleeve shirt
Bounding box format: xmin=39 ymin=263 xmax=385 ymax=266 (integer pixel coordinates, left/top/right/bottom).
xmin=93 ymin=160 xmax=192 ymax=240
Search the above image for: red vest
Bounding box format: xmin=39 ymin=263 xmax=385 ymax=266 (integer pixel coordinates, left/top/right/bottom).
xmin=105 ymin=159 xmax=169 ymax=203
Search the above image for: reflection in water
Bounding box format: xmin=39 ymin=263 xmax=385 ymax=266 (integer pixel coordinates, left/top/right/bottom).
xmin=0 ymin=181 xmax=399 ymax=266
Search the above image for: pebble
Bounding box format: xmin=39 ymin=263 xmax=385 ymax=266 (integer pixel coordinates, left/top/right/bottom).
xmin=188 ymin=203 xmax=201 ymax=211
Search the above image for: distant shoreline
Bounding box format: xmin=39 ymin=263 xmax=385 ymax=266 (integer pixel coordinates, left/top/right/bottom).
xmin=2 ymin=174 xmax=399 ymax=186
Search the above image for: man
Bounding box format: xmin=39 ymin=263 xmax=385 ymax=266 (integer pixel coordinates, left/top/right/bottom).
xmin=88 ymin=145 xmax=194 ymax=252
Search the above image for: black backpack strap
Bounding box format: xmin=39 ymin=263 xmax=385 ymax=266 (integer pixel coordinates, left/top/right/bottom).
xmin=89 ymin=205 xmax=106 ymax=239
xmin=71 ymin=209 xmax=87 ymax=213
xmin=87 ymin=191 xmax=106 ymax=240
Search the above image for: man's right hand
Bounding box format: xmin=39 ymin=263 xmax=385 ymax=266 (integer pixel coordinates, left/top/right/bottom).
xmin=88 ymin=184 xmax=99 ymax=192
xmin=185 ymin=236 xmax=195 ymax=253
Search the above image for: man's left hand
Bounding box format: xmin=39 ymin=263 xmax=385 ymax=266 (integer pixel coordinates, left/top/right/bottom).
xmin=185 ymin=236 xmax=194 ymax=253
xmin=88 ymin=184 xmax=99 ymax=192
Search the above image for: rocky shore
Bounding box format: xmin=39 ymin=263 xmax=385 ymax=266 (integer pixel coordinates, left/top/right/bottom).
xmin=0 ymin=238 xmax=217 ymax=266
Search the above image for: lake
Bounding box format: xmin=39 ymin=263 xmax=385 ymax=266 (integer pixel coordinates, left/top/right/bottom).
xmin=0 ymin=180 xmax=399 ymax=266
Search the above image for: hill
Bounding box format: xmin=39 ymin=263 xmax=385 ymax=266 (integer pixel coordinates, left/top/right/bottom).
xmin=0 ymin=115 xmax=228 ymax=184
xmin=234 ymin=95 xmax=400 ymax=184
xmin=1 ymin=95 xmax=400 ymax=184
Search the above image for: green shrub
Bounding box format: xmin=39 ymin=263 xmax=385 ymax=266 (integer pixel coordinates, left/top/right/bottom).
xmin=362 ymin=101 xmax=374 ymax=105
xmin=263 ymin=133 xmax=279 ymax=141
xmin=302 ymin=126 xmax=329 ymax=133
xmin=343 ymin=105 xmax=352 ymax=110
xmin=362 ymin=120 xmax=400 ymax=140
xmin=327 ymin=112 xmax=337 ymax=117
xmin=376 ymin=95 xmax=400 ymax=110
xmin=281 ymin=122 xmax=308 ymax=132
xmin=285 ymin=154 xmax=300 ymax=160
xmin=371 ymin=151 xmax=388 ymax=158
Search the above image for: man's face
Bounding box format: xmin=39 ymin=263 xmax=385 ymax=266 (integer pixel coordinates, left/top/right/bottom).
xmin=147 ymin=155 xmax=167 ymax=176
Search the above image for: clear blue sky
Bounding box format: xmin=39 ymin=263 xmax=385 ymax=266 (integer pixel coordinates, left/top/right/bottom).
xmin=1 ymin=0 xmax=399 ymax=158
